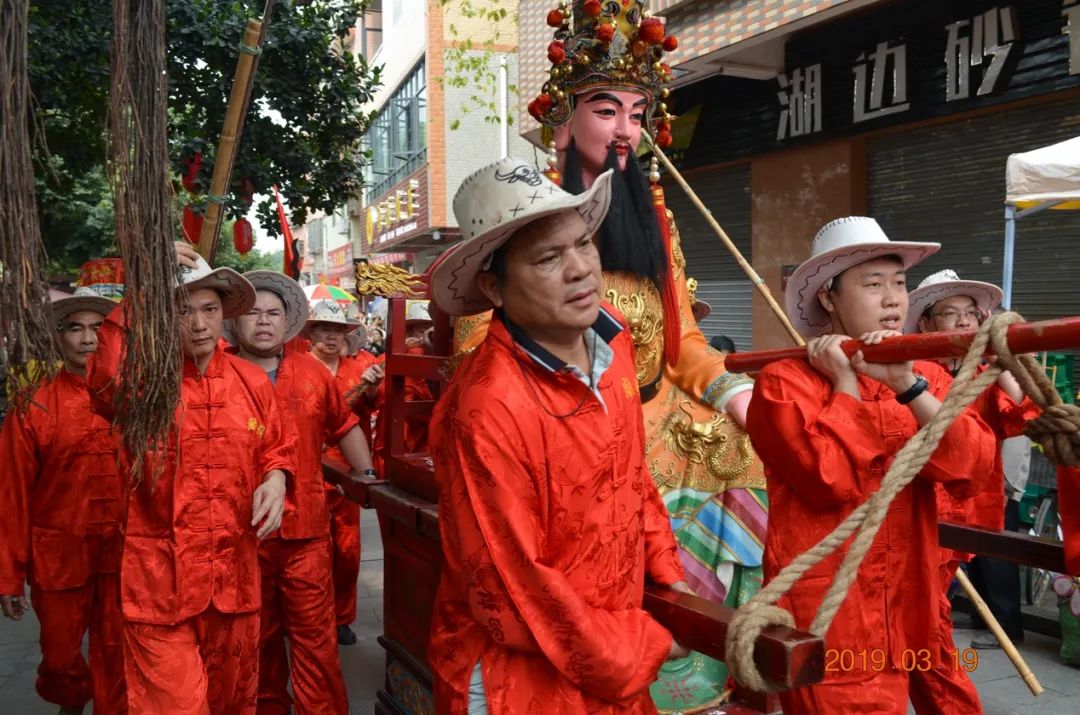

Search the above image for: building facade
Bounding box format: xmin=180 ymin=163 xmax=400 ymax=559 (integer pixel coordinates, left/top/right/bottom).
xmin=354 ymin=0 xmax=534 ymax=275
xmin=518 ymin=0 xmax=1080 ymax=350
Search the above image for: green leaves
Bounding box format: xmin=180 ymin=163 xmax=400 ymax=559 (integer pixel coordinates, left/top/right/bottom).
xmin=27 ymin=0 xmax=381 ymax=269
xmin=439 ymin=0 xmax=516 ymax=130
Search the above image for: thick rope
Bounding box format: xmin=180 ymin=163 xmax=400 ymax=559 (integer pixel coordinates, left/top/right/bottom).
xmin=726 ymin=313 xmax=1027 ymax=692
xmin=990 ymin=323 xmax=1080 ymax=467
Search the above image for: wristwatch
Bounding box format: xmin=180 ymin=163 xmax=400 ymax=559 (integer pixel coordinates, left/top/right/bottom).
xmin=361 ymin=468 xmax=377 ymax=478
xmin=896 ymin=374 xmax=929 ymax=405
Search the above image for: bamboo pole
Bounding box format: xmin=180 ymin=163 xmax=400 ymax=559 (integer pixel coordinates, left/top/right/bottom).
xmin=196 ymin=18 xmax=263 ymax=261
xmin=726 ymin=316 xmax=1080 ymax=373
xmin=644 ymin=132 xmax=805 ymax=347
xmin=954 ymin=569 xmax=1043 ymax=696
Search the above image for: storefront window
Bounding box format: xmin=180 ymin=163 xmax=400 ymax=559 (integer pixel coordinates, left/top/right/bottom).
xmin=363 ymin=61 xmax=427 ymax=199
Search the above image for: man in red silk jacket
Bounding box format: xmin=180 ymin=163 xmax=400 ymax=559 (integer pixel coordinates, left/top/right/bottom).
xmin=907 ymin=269 xmax=1040 ymax=655
xmin=427 ymin=157 xmax=690 ymax=715
xmin=747 ymin=217 xmax=997 ymax=714
xmin=307 ymin=299 xmax=380 ymax=646
xmin=88 ymin=244 xmax=296 ymax=715
xmin=228 ymin=270 xmax=374 ymax=714
xmin=0 ymin=289 xmax=127 ymax=714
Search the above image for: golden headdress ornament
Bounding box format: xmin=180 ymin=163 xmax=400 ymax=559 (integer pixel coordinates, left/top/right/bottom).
xmin=354 ymin=261 xmax=425 ymax=298
xmin=530 ymin=0 xmax=678 ymax=148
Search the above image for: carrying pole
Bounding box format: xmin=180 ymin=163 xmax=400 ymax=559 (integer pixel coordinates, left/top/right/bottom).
xmin=644 ymin=133 xmax=804 ymax=347
xmin=726 ymin=316 xmax=1080 ymax=373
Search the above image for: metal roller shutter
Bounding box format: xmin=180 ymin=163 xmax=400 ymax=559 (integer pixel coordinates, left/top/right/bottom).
xmin=868 ymin=96 xmax=1080 ymax=323
xmin=663 ymin=164 xmax=754 ymax=351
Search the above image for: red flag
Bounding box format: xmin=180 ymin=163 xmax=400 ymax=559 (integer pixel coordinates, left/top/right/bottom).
xmin=274 ymin=184 xmax=300 ymax=279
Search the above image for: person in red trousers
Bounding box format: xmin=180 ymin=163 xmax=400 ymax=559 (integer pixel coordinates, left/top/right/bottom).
xmin=906 ymin=270 xmax=1042 ymax=652
xmin=747 ymin=217 xmax=997 ymax=714
xmin=0 ymin=288 xmax=127 ymax=715
xmin=87 ymin=243 xmax=296 ymax=714
xmin=228 ymin=270 xmax=376 ymax=714
xmin=307 ymin=299 xmax=380 ymax=645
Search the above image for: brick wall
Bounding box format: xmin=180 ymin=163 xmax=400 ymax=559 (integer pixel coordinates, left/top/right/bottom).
xmin=427 ymin=1 xmax=449 ymax=227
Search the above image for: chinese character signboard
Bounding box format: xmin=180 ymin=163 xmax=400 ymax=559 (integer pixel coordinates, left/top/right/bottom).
xmin=327 ymin=244 xmax=353 ymax=278
xmin=776 ymin=64 xmax=823 ymax=140
xmin=362 ymin=169 xmax=429 ymax=254
xmin=764 ymin=0 xmax=1077 ymax=147
xmin=670 ymin=0 xmax=1078 ymax=171
xmin=852 ymin=41 xmax=910 ymax=123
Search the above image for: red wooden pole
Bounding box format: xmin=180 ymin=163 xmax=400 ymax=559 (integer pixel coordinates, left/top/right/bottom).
xmin=727 ymin=316 xmax=1080 ymax=374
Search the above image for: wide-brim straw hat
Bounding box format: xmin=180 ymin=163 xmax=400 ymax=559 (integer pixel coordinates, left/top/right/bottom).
xmin=305 ymin=299 xmax=360 ymax=331
xmin=50 ymin=287 xmax=117 ymax=326
xmin=405 ymin=300 xmax=432 ymax=326
xmin=785 ymin=216 xmax=940 ymax=337
xmin=430 ymin=156 xmax=613 ymax=316
xmin=905 ymin=269 xmax=1003 ymax=334
xmin=223 ymin=270 xmax=310 ymax=345
xmin=179 ymin=255 xmax=256 ymax=319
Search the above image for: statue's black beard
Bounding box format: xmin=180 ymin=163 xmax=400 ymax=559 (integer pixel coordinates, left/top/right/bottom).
xmin=562 ymin=140 xmax=668 ymax=290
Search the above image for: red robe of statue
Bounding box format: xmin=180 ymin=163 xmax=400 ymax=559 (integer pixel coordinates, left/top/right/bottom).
xmin=429 ymin=307 xmax=685 ymax=714
xmin=88 ymin=307 xmax=296 ymax=715
xmin=0 ymin=370 xmax=127 ymax=714
xmin=747 ymin=359 xmax=996 ymax=714
xmin=256 ymin=351 xmax=357 ymax=715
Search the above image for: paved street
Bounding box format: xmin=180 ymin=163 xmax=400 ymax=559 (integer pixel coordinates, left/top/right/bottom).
xmin=0 ymin=514 xmax=387 ymax=715
xmin=1 ymin=514 xmax=1077 ymax=714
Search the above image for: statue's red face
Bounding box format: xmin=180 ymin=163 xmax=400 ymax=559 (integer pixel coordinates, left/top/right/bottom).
xmin=553 ymin=89 xmax=648 ymax=182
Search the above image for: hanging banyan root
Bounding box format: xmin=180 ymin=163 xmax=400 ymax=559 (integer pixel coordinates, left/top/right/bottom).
xmin=0 ymin=0 xmax=60 ymax=409
xmin=109 ymin=0 xmax=183 ymax=479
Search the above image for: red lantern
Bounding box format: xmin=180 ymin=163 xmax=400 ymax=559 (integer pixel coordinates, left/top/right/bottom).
xmin=181 ymin=204 xmax=203 ymax=245
xmin=237 ymin=176 xmax=256 ymax=207
xmin=181 ymin=151 xmax=203 ymax=193
xmin=639 ymin=17 xmax=664 ymax=44
xmin=233 ymin=218 xmax=254 ymax=255
xmin=662 ymin=35 xmax=679 ymax=52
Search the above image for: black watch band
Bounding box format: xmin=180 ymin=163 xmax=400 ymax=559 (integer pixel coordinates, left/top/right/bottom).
xmin=896 ymin=374 xmax=929 ymax=405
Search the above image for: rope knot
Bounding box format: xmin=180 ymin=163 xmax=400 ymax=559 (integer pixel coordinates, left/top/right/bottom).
xmin=725 ymin=602 xmax=795 ymax=693
xmin=987 ymin=312 xmax=1080 ymax=467
xmin=1026 ymin=403 xmax=1080 ymax=467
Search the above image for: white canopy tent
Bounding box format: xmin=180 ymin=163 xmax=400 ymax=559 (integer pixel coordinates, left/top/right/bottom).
xmin=1003 ymin=136 xmax=1080 ymax=308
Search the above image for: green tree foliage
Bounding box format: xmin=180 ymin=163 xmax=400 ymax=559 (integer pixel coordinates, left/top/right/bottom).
xmin=27 ymin=0 xmax=381 ymax=272
xmin=439 ymin=0 xmax=516 ymax=131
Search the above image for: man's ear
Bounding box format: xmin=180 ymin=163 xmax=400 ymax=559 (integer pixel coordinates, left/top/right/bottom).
xmin=475 ymin=272 xmax=504 ymax=309
xmin=917 ymin=314 xmax=932 ymax=334
xmin=816 ymin=286 xmax=834 ymax=315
